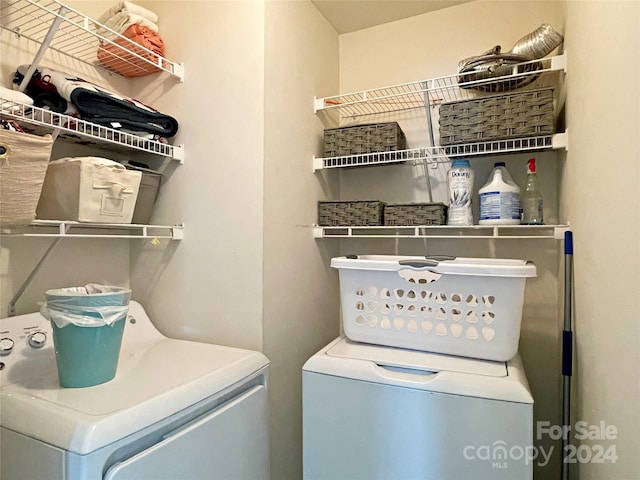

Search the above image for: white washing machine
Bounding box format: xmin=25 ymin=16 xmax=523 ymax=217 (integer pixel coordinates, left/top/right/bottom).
xmin=303 ymin=336 xmax=534 ymax=480
xmin=0 ymin=301 xmax=270 ymax=480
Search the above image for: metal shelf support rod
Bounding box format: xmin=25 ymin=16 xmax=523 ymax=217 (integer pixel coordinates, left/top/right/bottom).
xmin=8 ymin=237 xmax=63 ymax=317
xmin=17 ymin=3 xmax=69 ymax=92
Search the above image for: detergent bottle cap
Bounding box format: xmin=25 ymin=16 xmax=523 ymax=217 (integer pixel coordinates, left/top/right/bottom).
xmin=451 ymin=159 xmax=470 ymax=168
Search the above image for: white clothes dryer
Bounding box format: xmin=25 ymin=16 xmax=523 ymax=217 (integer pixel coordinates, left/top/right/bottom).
xmin=303 ymin=336 xmax=534 ymax=480
xmin=0 ymin=301 xmax=270 ymax=480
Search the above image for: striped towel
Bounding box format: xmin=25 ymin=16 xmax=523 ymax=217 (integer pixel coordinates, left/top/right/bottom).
xmin=98 ymin=1 xmax=159 ymax=35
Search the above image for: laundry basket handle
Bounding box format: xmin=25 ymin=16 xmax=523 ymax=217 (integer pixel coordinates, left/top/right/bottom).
xmin=398 ymin=255 xmax=456 ymax=269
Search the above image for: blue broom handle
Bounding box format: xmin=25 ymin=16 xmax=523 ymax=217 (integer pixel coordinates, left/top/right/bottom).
xmin=562 ymin=230 xmax=573 ymax=480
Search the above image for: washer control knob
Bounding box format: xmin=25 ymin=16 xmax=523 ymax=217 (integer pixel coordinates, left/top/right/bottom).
xmin=0 ymin=338 xmax=15 ymax=356
xmin=28 ymin=331 xmax=47 ymax=349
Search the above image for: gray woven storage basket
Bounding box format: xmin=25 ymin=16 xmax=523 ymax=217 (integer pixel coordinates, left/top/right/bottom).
xmin=318 ymin=201 xmax=384 ymax=226
xmin=324 ymin=122 xmax=407 ymax=158
xmin=384 ymin=203 xmax=447 ymax=226
xmin=438 ymin=88 xmax=555 ymax=145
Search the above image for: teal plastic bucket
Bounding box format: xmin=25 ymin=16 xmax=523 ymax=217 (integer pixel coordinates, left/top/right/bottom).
xmin=42 ymin=285 xmax=131 ymax=388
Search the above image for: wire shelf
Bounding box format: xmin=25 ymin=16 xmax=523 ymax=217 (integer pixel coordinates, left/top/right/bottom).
xmin=315 ymin=54 xmax=565 ymax=119
xmin=0 ymin=0 xmax=184 ymax=80
xmin=313 ymin=133 xmax=567 ymax=171
xmin=0 ymin=97 xmax=184 ymax=161
xmin=1 ymin=220 xmax=184 ymax=240
xmin=313 ymin=224 xmax=568 ymax=240
xmin=313 ymin=54 xmax=567 ymax=172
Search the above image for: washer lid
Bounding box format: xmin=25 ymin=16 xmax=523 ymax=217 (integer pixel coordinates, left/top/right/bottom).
xmin=0 ymin=302 xmax=269 ymax=455
xmin=327 ymin=337 xmax=507 ymax=376
xmin=303 ymin=336 xmax=533 ymax=404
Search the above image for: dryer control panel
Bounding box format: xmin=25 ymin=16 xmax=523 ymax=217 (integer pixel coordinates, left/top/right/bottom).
xmin=0 ymin=311 xmax=53 ymax=385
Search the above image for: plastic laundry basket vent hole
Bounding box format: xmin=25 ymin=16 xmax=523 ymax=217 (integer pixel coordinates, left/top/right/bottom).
xmin=466 ymin=294 xmax=479 ymax=306
xmin=421 ymin=291 xmax=432 ymax=301
xmin=407 ymin=290 xmax=417 ymax=300
xmin=421 ymin=306 xmax=433 ymax=317
xmin=451 ymin=324 xmax=463 ymax=337
xmin=398 ymin=269 xmax=441 ymax=284
xmin=355 ymin=288 xmax=365 ymax=297
xmin=380 ymin=288 xmax=391 ymax=299
xmin=407 ymin=320 xmax=496 ymax=340
xmin=451 ymin=293 xmax=463 ymax=303
xmin=352 ymin=309 xmax=498 ymax=341
xmin=483 ymin=327 xmax=496 ymax=341
xmin=483 ymin=295 xmax=496 ymax=307
xmin=353 ymin=292 xmax=496 ymax=322
xmin=405 ymin=277 xmax=428 ymax=284
xmin=482 ymin=311 xmax=496 ymax=324
xmin=466 ymin=311 xmax=479 ymax=324
xmin=394 ymin=289 xmax=405 ymax=299
xmin=349 ymin=297 xmax=499 ymax=341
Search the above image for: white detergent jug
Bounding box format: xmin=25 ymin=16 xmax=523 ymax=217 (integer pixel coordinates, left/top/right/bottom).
xmin=479 ymin=162 xmax=521 ymax=225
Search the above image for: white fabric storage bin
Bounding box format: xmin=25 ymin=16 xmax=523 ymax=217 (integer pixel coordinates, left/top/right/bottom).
xmin=37 ymin=157 xmax=142 ymax=223
xmin=331 ymin=255 xmax=537 ymax=361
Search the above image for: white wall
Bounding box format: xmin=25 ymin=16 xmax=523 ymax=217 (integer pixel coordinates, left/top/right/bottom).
xmin=337 ymin=2 xmax=565 ymax=478
xmin=263 ymin=4 xmax=340 ymax=479
xmin=563 ymin=2 xmax=640 ymax=479
xmin=129 ymin=1 xmax=267 ymax=350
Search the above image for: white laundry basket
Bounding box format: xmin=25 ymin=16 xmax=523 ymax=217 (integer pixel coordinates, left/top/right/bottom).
xmin=331 ymin=255 xmax=536 ymax=361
